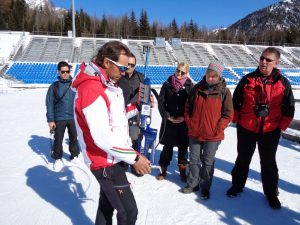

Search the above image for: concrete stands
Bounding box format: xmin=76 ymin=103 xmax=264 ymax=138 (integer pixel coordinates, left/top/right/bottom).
xmin=1 ymin=32 xmax=300 ymax=87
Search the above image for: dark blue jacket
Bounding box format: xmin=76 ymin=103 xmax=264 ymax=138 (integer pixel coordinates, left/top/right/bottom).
xmin=46 ymin=77 xmax=75 ymax=122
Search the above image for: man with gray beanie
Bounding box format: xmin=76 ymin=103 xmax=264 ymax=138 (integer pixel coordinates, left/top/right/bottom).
xmin=181 ymin=62 xmax=233 ymax=200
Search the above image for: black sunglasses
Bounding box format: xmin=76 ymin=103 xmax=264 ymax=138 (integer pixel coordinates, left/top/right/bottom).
xmin=260 ymin=56 xmax=275 ymax=63
xmin=176 ymin=69 xmax=186 ymax=76
xmin=60 ymin=70 xmax=70 ymax=74
xmin=128 ymin=63 xmax=136 ymax=68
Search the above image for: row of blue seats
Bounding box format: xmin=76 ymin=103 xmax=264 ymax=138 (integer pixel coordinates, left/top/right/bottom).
xmin=6 ymin=63 xmax=300 ymax=85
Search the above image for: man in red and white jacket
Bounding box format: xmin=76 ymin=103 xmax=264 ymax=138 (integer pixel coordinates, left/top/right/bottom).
xmin=72 ymin=41 xmax=150 ymax=225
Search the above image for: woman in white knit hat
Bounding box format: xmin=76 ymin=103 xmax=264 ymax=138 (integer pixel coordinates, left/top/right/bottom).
xmin=181 ymin=62 xmax=233 ymax=200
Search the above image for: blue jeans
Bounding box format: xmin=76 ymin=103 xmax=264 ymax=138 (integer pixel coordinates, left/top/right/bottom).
xmin=187 ymin=137 xmax=220 ymax=190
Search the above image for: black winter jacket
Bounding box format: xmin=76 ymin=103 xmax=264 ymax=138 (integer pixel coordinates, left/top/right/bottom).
xmin=118 ymin=70 xmax=144 ymax=106
xmin=158 ymin=75 xmax=193 ymax=146
xmin=158 ymin=75 xmax=193 ymax=119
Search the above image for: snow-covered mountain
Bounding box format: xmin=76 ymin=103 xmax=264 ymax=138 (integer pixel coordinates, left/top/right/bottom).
xmin=227 ymin=0 xmax=300 ymax=35
xmin=25 ymin=0 xmax=66 ymax=14
xmin=25 ymin=0 xmax=48 ymax=8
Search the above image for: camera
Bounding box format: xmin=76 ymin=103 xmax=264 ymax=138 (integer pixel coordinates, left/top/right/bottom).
xmin=50 ymin=127 xmax=56 ymax=134
xmin=254 ymin=104 xmax=269 ymax=117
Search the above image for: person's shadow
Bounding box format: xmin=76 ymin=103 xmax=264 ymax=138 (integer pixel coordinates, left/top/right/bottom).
xmin=26 ymin=165 xmax=93 ymax=225
xmin=28 ymin=134 xmax=53 ymax=164
xmin=279 ymin=136 xmax=300 ymax=152
xmin=215 ymin=157 xmax=300 ymax=196
xmin=27 ymin=134 xmax=93 ymax=225
xmin=149 ymin=147 xmax=300 ymax=225
xmin=194 ymin=175 xmax=300 ymax=225
xmin=147 ymin=147 xmax=188 ymax=185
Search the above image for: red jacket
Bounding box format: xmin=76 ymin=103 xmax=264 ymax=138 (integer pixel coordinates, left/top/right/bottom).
xmin=185 ymin=78 xmax=233 ymax=141
xmin=72 ymin=62 xmax=138 ymax=170
xmin=233 ymin=68 xmax=295 ymax=133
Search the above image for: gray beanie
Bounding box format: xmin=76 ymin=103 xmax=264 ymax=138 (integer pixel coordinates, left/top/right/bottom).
xmin=207 ymin=62 xmax=224 ymax=76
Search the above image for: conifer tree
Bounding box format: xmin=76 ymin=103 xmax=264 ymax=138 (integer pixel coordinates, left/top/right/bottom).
xmin=9 ymin=0 xmax=27 ymax=31
xmin=129 ymin=11 xmax=138 ymax=37
xmin=171 ymin=18 xmax=179 ymax=37
xmin=139 ymin=9 xmax=150 ymax=37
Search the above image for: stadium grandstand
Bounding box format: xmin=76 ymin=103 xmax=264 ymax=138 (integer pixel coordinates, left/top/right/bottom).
xmin=0 ymin=31 xmax=300 ymax=88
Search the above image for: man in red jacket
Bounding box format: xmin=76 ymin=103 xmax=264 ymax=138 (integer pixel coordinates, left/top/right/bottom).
xmin=227 ymin=47 xmax=295 ymax=209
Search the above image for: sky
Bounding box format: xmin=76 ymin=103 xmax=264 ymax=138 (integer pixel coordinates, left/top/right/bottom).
xmin=50 ymin=0 xmax=281 ymax=28
xmin=0 ymin=87 xmax=299 ymax=225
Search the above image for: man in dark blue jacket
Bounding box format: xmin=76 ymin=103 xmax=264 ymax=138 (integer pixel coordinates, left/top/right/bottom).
xmin=46 ymin=61 xmax=79 ymax=171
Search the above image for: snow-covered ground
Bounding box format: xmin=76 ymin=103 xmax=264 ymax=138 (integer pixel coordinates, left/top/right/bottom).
xmin=0 ymin=88 xmax=299 ymax=225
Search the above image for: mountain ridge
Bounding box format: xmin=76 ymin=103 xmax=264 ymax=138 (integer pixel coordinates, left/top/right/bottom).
xmin=227 ymin=0 xmax=300 ymax=36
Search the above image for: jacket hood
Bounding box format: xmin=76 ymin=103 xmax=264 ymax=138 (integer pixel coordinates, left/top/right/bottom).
xmin=72 ymin=62 xmax=109 ymax=90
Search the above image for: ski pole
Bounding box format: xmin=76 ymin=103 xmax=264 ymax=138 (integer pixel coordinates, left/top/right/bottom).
xmin=49 ymin=128 xmax=55 ymax=157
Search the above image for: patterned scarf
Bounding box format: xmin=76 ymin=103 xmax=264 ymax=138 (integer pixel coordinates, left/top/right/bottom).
xmin=171 ymin=74 xmax=188 ymax=92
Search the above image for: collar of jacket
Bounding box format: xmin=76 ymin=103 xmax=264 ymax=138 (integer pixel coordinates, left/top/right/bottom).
xmin=196 ymin=77 xmax=226 ymax=93
xmin=58 ymin=76 xmax=72 ymax=83
xmin=87 ymin=61 xmax=118 ymax=88
xmin=255 ymin=67 xmax=281 ymax=83
xmin=124 ymin=70 xmax=137 ymax=79
xmin=166 ymin=74 xmax=191 ymax=87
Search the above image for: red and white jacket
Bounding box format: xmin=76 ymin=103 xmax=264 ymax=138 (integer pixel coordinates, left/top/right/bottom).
xmin=72 ymin=62 xmax=139 ymax=170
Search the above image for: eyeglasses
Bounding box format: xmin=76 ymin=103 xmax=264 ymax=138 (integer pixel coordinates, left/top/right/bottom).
xmin=260 ymin=56 xmax=276 ymax=63
xmin=176 ymin=69 xmax=186 ymax=76
xmin=128 ymin=63 xmax=136 ymax=68
xmin=106 ymin=58 xmax=129 ymax=72
xmin=60 ymin=70 xmax=70 ymax=74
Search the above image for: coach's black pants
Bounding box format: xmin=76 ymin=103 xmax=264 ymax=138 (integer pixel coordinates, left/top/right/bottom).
xmin=51 ymin=119 xmax=79 ymax=160
xmin=92 ymin=163 xmax=138 ymax=225
xmin=231 ymin=124 xmax=281 ymax=196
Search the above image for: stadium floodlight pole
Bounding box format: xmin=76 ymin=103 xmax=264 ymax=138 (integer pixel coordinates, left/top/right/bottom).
xmin=142 ymin=44 xmax=151 ymax=78
xmin=72 ymin=0 xmax=76 ymax=37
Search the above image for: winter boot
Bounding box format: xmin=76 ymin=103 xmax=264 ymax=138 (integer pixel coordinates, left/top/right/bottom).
xmin=226 ymin=186 xmax=243 ymax=197
xmin=178 ymin=164 xmax=187 ymax=182
xmin=156 ymin=167 xmax=167 ymax=181
xmin=201 ymin=189 xmax=210 ymax=200
xmin=266 ymin=195 xmax=281 ymax=209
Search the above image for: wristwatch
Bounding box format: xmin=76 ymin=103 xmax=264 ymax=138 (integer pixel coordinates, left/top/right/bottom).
xmin=134 ymin=154 xmax=140 ymax=162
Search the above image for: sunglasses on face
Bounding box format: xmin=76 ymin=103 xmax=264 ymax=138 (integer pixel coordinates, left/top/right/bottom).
xmin=106 ymin=58 xmax=129 ymax=72
xmin=176 ymin=69 xmax=186 ymax=76
xmin=60 ymin=70 xmax=70 ymax=74
xmin=260 ymin=56 xmax=276 ymax=63
xmin=128 ymin=63 xmax=136 ymax=68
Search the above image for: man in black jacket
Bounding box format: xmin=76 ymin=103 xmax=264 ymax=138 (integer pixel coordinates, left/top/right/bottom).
xmin=118 ymin=53 xmax=145 ymax=175
xmin=118 ymin=53 xmax=144 ymax=150
xmin=46 ymin=61 xmax=79 ymax=171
